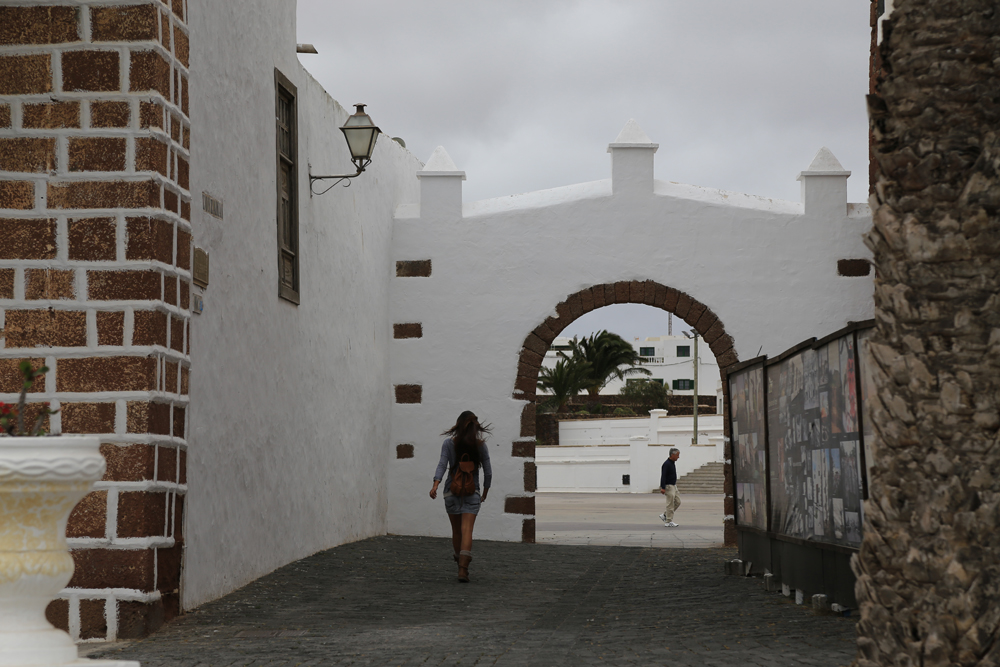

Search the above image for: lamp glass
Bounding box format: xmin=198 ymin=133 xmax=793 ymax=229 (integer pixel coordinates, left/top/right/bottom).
xmin=342 ymin=126 xmax=378 ymax=161
xmin=341 ymin=106 xmax=380 ymax=162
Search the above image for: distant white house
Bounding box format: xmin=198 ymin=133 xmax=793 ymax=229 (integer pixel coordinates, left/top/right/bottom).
xmin=542 ymin=334 xmax=719 ymax=396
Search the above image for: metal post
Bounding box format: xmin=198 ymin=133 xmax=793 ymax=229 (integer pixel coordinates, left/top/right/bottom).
xmin=692 ymin=332 xmax=699 ymax=444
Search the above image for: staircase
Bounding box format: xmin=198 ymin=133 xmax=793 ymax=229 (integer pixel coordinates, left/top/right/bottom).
xmin=675 ymin=462 xmax=725 ymax=494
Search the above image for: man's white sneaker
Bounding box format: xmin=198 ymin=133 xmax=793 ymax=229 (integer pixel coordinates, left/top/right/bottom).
xmin=658 ymin=513 xmax=667 ymax=522
xmin=666 ymin=522 xmax=679 ymax=527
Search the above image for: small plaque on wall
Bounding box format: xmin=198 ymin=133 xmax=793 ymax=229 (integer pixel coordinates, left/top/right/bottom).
xmin=202 ymin=191 xmax=224 ymax=219
xmin=193 ymin=248 xmax=209 ymax=288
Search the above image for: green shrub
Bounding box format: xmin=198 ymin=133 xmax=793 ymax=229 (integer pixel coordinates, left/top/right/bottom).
xmin=618 ymin=379 xmax=671 ymax=412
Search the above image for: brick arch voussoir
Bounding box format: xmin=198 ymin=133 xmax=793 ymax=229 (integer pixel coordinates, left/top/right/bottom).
xmin=512 ymin=280 xmax=738 ymax=403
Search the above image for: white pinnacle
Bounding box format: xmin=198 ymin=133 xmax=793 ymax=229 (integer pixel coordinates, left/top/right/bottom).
xmin=423 ymin=146 xmax=460 ymax=172
xmin=614 ymin=119 xmax=654 ymax=144
xmin=805 ymin=147 xmax=848 ymax=173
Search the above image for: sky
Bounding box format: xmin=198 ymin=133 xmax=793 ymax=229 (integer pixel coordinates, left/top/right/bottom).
xmin=296 ymin=1 xmax=873 ymax=340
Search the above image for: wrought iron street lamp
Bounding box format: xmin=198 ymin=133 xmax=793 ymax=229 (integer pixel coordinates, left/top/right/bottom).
xmin=683 ymin=330 xmax=700 ymax=444
xmin=309 ymin=103 xmax=381 ymax=195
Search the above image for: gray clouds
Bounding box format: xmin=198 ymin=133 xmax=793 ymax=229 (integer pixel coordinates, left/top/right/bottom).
xmin=296 ymin=1 xmax=872 ymax=204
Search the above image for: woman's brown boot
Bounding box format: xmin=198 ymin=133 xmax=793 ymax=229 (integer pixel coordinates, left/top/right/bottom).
xmin=458 ymin=550 xmax=472 ymax=583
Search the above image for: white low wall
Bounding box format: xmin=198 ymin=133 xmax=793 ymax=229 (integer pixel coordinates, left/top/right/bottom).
xmin=559 ymin=419 xmax=649 ymax=446
xmin=538 ymin=411 xmax=724 ymax=493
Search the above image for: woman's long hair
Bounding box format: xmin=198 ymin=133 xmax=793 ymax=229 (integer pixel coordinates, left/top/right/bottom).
xmin=442 ymin=410 xmax=492 ymax=469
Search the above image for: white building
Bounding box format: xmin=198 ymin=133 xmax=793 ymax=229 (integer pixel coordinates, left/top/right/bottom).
xmin=542 ymin=334 xmax=719 ymax=396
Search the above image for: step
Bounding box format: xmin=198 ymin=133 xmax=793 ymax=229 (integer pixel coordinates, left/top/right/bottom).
xmin=674 ymin=462 xmax=725 ymax=493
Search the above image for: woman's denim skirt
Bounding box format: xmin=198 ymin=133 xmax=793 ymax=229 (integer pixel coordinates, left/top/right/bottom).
xmin=444 ymin=492 xmax=481 ymax=515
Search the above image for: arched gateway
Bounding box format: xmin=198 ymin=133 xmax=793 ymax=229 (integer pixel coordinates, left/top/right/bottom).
xmin=512 ymin=281 xmax=739 ymax=543
xmin=388 ymin=122 xmax=874 ymax=546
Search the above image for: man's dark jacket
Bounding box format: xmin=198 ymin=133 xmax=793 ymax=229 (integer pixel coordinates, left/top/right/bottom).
xmin=660 ymin=458 xmax=677 ymax=488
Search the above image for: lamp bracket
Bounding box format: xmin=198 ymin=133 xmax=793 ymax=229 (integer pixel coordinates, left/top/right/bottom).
xmin=308 ymin=158 xmax=371 ymax=196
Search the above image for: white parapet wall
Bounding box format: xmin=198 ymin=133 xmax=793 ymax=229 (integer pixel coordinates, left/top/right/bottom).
xmin=538 ymin=410 xmax=725 ymax=493
xmin=558 ymin=418 xmax=650 ymax=446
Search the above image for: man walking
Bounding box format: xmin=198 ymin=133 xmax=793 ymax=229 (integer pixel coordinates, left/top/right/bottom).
xmin=658 ymin=448 xmax=681 ymax=527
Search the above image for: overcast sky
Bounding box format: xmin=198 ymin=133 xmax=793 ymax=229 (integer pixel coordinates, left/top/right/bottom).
xmin=296 ymin=1 xmax=873 ymax=341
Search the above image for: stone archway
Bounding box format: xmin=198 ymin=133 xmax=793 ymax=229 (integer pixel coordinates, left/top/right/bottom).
xmin=511 ymin=279 xmax=740 ymax=545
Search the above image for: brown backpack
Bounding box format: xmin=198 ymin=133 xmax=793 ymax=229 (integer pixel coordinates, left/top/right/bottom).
xmin=451 ymin=454 xmax=477 ymax=497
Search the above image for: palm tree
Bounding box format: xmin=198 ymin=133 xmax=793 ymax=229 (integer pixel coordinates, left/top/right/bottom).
xmin=562 ymin=331 xmax=651 ymax=395
xmin=536 ymin=358 xmax=592 ymax=413
xmin=853 ymin=3 xmax=1000 ymax=666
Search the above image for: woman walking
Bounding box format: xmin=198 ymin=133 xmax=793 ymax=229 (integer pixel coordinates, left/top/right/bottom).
xmin=429 ymin=411 xmax=492 ymax=582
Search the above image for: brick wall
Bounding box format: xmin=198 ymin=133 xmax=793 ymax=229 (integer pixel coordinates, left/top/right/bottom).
xmin=1 ymin=1 xmax=191 ymax=642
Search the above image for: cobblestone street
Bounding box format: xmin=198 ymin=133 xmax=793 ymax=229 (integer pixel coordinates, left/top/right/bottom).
xmin=90 ymin=535 xmax=858 ymax=666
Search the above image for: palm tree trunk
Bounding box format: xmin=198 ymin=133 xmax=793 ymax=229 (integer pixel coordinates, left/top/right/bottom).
xmin=854 ymin=1 xmax=1000 ymax=665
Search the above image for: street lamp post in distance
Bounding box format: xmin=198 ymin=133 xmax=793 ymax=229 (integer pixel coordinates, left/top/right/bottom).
xmin=683 ymin=330 xmax=699 ymax=445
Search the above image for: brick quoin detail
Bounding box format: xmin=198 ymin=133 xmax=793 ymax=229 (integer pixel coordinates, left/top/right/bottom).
xmin=521 ymin=518 xmax=536 ymax=544
xmin=837 ymin=259 xmax=872 ymax=277
xmin=393 ymin=323 xmax=423 ymax=339
xmin=394 ymin=384 xmax=423 ymax=404
xmin=511 ymin=440 xmax=536 ymax=458
xmin=1 ymin=1 xmax=192 ymax=642
xmin=395 ymin=260 xmax=432 ymax=277
xmin=504 ymin=496 xmax=535 ymax=516
xmin=510 ymin=281 xmax=740 ymax=545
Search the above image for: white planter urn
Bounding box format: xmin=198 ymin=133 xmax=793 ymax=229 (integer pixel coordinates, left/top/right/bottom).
xmin=0 ymin=435 xmax=138 ymax=667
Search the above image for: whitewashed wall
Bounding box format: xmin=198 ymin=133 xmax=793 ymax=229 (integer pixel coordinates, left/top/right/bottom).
xmin=389 ymin=124 xmax=873 ymax=541
xmin=539 ymin=412 xmax=724 ymax=493
xmin=184 ymin=1 xmax=421 ymax=608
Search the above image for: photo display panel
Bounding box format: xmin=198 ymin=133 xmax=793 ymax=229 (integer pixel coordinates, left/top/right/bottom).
xmin=767 ymin=333 xmax=864 ymax=547
xmin=729 ymin=363 xmax=767 ymax=530
xmin=856 ymin=327 xmax=875 ymax=492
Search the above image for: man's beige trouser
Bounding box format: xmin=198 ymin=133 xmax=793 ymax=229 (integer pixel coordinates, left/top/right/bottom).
xmin=663 ymin=484 xmax=681 ymax=521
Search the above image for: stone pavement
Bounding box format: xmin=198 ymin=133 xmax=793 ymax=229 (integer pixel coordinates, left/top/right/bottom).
xmin=536 ymin=492 xmax=725 ymax=548
xmin=90 ymin=536 xmax=859 ymax=666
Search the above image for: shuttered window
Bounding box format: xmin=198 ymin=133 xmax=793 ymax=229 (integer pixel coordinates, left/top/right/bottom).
xmin=275 ymin=70 xmax=299 ymax=303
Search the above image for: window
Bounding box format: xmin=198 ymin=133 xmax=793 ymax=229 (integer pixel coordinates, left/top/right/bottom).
xmin=275 ymin=70 xmax=299 ymax=304
xmin=676 ymin=345 xmax=690 ymax=357
xmin=639 ymin=346 xmax=655 ymax=357
xmin=673 ymin=379 xmax=694 ymax=391
xmin=651 ymin=378 xmax=664 ymax=386
xmin=550 ymin=344 xmax=573 ymax=351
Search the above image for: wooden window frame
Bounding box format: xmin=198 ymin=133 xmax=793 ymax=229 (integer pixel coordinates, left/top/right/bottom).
xmin=275 ymin=69 xmax=300 ymax=304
